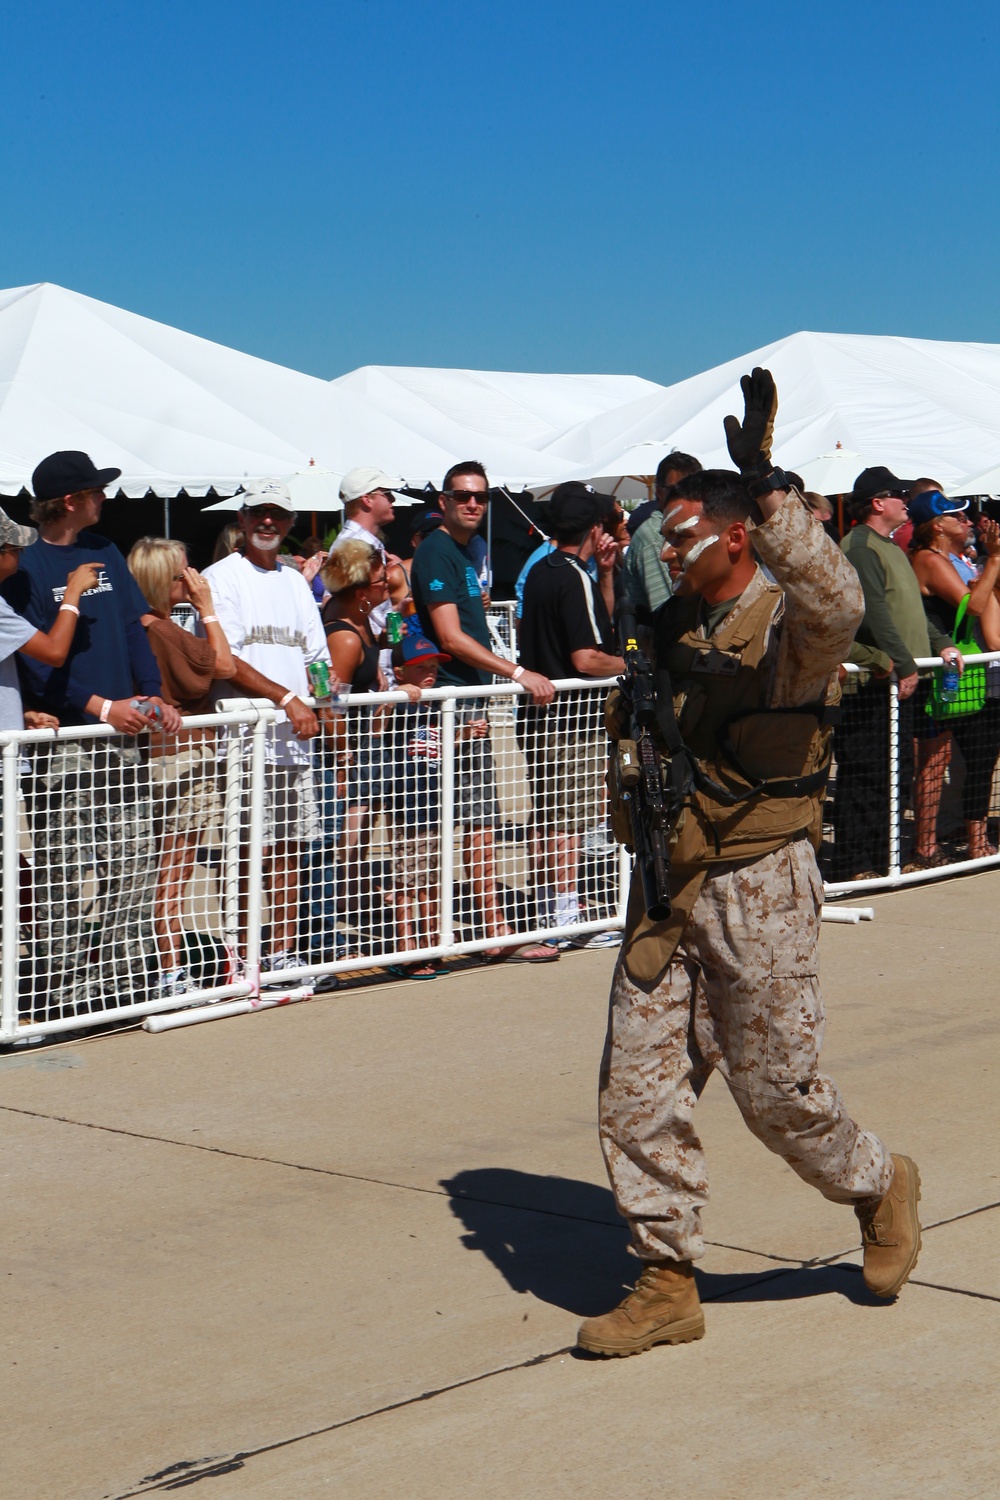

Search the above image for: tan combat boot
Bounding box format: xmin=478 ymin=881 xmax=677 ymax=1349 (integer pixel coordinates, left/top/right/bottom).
xmin=577 ymin=1260 xmax=705 ymax=1357
xmin=856 ymin=1153 xmax=922 ymax=1298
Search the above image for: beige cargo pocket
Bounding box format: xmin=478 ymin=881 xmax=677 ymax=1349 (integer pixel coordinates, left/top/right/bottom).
xmin=765 ymin=946 xmax=823 ymax=1084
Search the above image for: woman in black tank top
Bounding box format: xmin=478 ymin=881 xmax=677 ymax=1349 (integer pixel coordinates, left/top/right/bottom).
xmin=320 ymin=539 xmax=388 ymax=691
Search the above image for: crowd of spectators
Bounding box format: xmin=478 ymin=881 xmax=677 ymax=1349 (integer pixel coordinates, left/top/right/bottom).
xmin=1 ymin=442 xmax=997 ymax=1019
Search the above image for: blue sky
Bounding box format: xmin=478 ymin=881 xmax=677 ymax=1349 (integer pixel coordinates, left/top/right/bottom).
xmin=3 ymin=1 xmax=998 ymax=384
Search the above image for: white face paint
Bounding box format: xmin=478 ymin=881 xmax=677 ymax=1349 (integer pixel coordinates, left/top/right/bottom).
xmin=681 ymin=534 xmax=720 ymax=571
xmin=672 ymin=514 xmax=699 ymax=534
xmin=662 ymin=505 xmax=686 ymax=528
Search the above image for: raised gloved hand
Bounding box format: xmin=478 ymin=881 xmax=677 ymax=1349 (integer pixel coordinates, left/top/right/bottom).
xmin=723 ymin=367 xmax=778 ymax=477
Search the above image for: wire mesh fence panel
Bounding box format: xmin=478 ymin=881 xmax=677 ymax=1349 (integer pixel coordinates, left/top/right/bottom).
xmin=0 ymin=712 xmax=260 ymax=1044
xmin=822 ymin=653 xmax=1000 ymax=893
xmin=821 ymin=669 xmax=897 ymax=885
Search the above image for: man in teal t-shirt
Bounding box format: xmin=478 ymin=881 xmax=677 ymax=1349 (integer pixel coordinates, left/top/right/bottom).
xmin=409 ymin=460 xmax=557 ymax=964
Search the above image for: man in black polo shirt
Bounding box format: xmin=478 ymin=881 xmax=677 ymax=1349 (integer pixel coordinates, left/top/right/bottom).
xmin=520 ymin=482 xmax=624 ymax=941
xmin=411 ymin=460 xmax=556 ymax=963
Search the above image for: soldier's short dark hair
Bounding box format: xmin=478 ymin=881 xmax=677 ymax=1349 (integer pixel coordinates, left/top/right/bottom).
xmin=668 ymin=469 xmax=752 ymax=526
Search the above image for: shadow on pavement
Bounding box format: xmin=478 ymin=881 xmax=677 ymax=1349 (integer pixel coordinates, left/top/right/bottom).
xmin=441 ymin=1168 xmax=879 ymax=1317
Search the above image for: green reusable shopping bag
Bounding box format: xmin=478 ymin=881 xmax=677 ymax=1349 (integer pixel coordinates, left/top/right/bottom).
xmin=926 ymin=593 xmax=987 ymax=720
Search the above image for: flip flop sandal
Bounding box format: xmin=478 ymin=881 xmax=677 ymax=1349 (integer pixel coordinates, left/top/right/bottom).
xmin=485 ymin=943 xmax=560 ymax=964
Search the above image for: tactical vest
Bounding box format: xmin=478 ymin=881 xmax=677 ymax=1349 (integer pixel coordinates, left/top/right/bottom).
xmin=655 ymin=580 xmax=833 ymax=867
xmin=612 ymin=576 xmax=835 ymax=989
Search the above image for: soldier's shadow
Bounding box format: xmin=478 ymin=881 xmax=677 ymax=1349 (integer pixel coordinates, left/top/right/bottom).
xmin=440 ymin=1168 xmax=876 ymax=1318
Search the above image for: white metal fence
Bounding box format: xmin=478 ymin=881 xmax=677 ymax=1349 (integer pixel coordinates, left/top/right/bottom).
xmin=1 ymin=678 xmax=628 ymax=1044
xmin=5 ymin=652 xmax=999 ymax=1046
xmin=822 ymin=651 xmax=1000 ymax=895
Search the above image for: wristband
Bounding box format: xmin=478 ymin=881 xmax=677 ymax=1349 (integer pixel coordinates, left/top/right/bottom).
xmin=201 ymin=615 xmax=218 ymax=625
xmin=512 ymin=665 xmax=525 ymax=681
xmin=59 ymin=603 xmax=80 ymax=617
xmin=279 ymin=691 xmax=297 ymax=708
xmin=99 ymin=699 xmax=112 ymax=723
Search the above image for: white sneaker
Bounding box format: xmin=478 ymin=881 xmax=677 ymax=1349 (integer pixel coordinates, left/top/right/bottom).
xmin=262 ymin=951 xmax=307 ymax=985
xmin=156 ymin=967 xmax=190 ymax=999
xmin=582 ymin=929 xmax=623 ymax=949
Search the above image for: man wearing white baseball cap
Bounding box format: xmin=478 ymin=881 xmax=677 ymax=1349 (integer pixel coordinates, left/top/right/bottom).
xmin=336 ymin=468 xmax=406 ymax=639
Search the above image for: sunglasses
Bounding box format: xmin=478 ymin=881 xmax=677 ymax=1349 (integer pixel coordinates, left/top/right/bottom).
xmin=244 ymin=506 xmax=289 ymax=520
xmin=443 ymin=489 xmax=489 ymax=505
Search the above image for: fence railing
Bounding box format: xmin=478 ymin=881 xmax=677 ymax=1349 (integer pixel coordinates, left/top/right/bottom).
xmin=822 ymin=651 xmax=1000 ymax=895
xmin=5 ymin=652 xmax=999 ymax=1044
xmin=1 ymin=678 xmax=628 ymax=1044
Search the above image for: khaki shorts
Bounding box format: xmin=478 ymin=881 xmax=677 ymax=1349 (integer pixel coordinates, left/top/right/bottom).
xmin=148 ymin=742 xmax=223 ymax=837
xmin=392 ymin=829 xmax=441 ymax=892
xmin=523 ymin=701 xmax=607 ymax=836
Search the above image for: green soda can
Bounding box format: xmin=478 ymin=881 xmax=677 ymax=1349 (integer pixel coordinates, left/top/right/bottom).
xmin=386 ymin=610 xmax=404 ymax=645
xmin=307 ymin=660 xmax=332 ymax=701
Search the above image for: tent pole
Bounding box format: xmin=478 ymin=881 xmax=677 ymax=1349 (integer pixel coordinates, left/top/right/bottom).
xmin=486 ymin=491 xmax=493 ymax=592
xmin=164 ymin=495 xmax=171 ymax=539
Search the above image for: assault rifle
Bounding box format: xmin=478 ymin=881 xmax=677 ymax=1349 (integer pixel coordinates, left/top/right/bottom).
xmin=615 ymin=606 xmax=694 ymax=921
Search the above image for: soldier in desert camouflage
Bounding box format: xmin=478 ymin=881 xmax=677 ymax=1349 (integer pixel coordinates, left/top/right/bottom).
xmin=578 ymin=371 xmax=922 ymax=1357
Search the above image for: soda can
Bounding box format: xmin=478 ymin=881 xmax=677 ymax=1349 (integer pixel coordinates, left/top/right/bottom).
xmin=386 ymin=610 xmax=404 ymax=645
xmin=307 ymin=660 xmax=332 ymax=701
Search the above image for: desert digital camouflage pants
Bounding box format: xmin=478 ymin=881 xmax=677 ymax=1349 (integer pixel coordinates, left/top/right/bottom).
xmin=599 ymin=837 xmax=892 ymax=1262
xmin=27 ymin=739 xmax=157 ymax=1017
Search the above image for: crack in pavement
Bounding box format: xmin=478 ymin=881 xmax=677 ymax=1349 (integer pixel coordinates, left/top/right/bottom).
xmin=6 ymin=1104 xmax=996 ymax=1495
xmin=103 ymin=1344 xmax=574 ymax=1498
xmin=3 ymin=1102 xmax=998 ymax=1275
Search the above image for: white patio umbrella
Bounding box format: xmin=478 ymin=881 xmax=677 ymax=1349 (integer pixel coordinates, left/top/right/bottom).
xmin=793 ymin=448 xmax=868 ymax=496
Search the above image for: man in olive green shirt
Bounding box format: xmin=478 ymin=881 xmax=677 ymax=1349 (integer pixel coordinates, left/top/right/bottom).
xmin=831 ymin=467 xmax=960 ymax=880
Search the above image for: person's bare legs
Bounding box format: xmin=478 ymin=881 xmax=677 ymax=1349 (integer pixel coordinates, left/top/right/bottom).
xmin=267 ymin=841 xmax=301 ymax=954
xmin=154 ymin=831 xmax=198 ymax=971
xmin=912 ymin=729 xmax=951 ymax=858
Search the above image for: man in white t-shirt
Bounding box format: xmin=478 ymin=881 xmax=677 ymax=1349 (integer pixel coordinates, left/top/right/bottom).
xmin=203 ymin=480 xmax=337 ymax=978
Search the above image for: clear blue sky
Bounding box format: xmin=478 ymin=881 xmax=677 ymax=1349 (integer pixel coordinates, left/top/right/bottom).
xmin=4 ymin=1 xmax=999 ymax=385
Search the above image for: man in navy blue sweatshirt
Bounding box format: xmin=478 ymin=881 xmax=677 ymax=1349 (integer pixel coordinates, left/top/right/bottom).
xmin=3 ymin=451 xmax=181 ymax=1020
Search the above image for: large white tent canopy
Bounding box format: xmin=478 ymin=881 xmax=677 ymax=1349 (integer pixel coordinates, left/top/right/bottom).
xmin=0 ymin=284 xmax=589 ymax=499
xmin=541 ymin=331 xmax=1000 ymax=498
xmin=331 ymin=364 xmax=662 ymax=454
xmin=4 ymin=289 xmax=1000 ymax=507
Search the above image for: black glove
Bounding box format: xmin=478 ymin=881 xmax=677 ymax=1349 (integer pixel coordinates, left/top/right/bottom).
xmin=723 ymin=367 xmax=778 ymax=477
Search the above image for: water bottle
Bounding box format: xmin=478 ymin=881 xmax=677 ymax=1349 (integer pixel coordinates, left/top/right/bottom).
xmin=940 ymin=657 xmax=960 ymax=703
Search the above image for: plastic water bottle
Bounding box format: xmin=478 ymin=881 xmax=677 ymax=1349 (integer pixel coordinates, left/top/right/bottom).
xmin=940 ymin=658 xmax=960 ymax=703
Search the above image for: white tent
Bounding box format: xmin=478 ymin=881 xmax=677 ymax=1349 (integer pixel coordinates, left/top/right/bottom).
xmin=0 ymin=284 xmax=583 ymax=500
xmin=541 ymin=331 xmax=1000 ymax=498
xmin=331 ymin=364 xmax=664 ymax=454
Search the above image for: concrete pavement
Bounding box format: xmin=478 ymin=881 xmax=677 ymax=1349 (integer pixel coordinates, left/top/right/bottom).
xmin=0 ymin=870 xmax=997 ymax=1499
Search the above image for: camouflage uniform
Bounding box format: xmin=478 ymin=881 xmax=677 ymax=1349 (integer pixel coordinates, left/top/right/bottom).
xmin=600 ymin=495 xmax=893 ymax=1262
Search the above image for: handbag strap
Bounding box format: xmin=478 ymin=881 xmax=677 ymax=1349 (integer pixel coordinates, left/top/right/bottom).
xmin=953 ymin=592 xmax=978 ymax=652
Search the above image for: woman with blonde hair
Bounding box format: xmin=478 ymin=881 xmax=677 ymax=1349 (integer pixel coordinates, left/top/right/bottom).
xmin=128 ymin=537 xmax=237 ymax=999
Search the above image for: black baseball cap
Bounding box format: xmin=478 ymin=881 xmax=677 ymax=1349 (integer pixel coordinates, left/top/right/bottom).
xmin=32 ymin=451 xmax=122 ymax=502
xmin=851 ymin=466 xmax=915 ymax=504
xmin=549 ymin=481 xmax=615 ymax=535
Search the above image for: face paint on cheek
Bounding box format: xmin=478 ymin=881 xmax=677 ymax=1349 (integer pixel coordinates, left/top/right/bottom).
xmin=681 ymin=534 xmax=720 ymax=571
